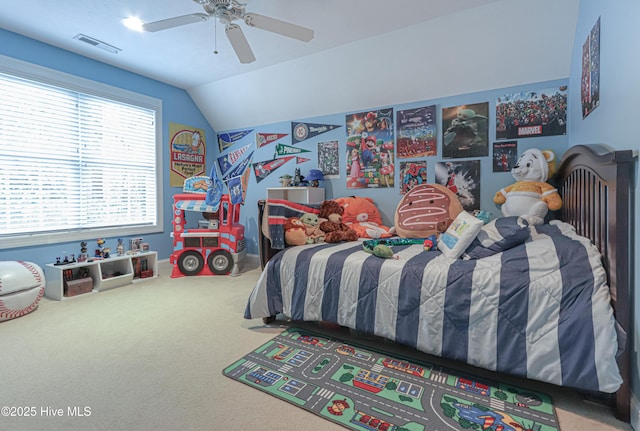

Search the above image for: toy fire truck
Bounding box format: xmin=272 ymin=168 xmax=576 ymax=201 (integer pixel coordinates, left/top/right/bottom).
xmin=170 ymin=177 xmax=245 ymax=277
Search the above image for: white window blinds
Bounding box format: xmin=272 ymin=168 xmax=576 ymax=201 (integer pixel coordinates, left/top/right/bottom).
xmin=0 ymin=56 xmax=163 ymax=249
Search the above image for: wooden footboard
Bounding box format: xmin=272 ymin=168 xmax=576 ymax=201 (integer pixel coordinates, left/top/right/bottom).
xmin=554 ymin=144 xmax=635 ymax=422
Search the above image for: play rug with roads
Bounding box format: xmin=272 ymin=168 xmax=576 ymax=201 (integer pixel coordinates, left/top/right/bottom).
xmin=223 ymin=327 xmax=559 ymax=431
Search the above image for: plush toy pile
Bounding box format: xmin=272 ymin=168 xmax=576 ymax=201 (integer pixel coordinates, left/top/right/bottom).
xmin=318 ymin=200 xmax=358 ymax=243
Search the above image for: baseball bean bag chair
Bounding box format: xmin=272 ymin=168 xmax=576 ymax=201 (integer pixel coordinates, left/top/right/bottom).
xmin=0 ymin=261 xmax=45 ymax=322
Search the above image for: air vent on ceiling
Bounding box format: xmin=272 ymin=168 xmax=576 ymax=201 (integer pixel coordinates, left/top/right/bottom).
xmin=73 ymin=34 xmax=121 ymax=54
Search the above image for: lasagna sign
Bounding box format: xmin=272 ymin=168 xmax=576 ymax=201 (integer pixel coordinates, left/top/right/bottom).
xmin=170 ymin=123 xmax=206 ymax=187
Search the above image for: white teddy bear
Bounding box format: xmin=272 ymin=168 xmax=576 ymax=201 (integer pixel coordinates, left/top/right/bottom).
xmin=493 ymin=148 xmax=562 ymax=225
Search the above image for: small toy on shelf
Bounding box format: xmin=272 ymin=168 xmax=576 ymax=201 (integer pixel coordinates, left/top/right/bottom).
xmin=117 ymin=238 xmax=125 ymax=256
xmin=95 ymin=238 xmax=106 ymax=258
xmin=78 ymin=241 xmax=88 ymax=262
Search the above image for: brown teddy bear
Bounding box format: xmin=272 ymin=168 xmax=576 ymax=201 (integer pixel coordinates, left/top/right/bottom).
xmin=318 ymin=200 xmax=358 ymax=243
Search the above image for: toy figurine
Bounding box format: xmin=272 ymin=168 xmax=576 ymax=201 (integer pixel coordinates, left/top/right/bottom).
xmin=117 ymin=238 xmax=125 ymax=256
xmin=96 ymin=238 xmax=105 ymax=258
xmin=293 ymin=168 xmax=302 ymax=186
xmin=78 ymin=241 xmax=88 ymax=262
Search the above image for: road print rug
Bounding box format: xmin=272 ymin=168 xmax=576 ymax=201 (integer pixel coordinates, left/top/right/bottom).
xmin=223 ymin=327 xmax=560 ymax=431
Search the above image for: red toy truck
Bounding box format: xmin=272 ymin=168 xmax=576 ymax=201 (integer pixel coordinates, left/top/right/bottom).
xmin=170 ymin=193 xmax=245 ymax=277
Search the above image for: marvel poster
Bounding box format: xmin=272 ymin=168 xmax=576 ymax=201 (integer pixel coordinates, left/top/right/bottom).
xmin=496 ymin=86 xmax=567 ymax=139
xmin=493 ymin=141 xmax=518 ymax=173
xmin=345 ymin=109 xmax=395 ymax=189
xmin=399 ymin=161 xmax=427 ymax=195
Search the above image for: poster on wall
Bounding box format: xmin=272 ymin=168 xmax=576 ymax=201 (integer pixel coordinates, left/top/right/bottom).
xmin=345 ymin=109 xmax=395 ymax=189
xmin=442 ymin=103 xmax=488 ymax=159
xmin=435 ymin=160 xmax=480 ymax=211
xmin=318 ymin=140 xmax=339 ymax=179
xmin=582 ymin=17 xmax=601 ymax=118
xmin=496 ymin=86 xmax=567 ymax=139
xmin=493 ymin=141 xmax=518 ymax=172
xmin=169 ymin=123 xmax=206 ymax=187
xmin=396 ymin=105 xmax=437 ymax=158
xmin=399 ymin=161 xmax=427 ymax=195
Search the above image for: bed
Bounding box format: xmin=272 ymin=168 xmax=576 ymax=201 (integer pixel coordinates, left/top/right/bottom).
xmin=245 ymin=144 xmax=635 ymax=422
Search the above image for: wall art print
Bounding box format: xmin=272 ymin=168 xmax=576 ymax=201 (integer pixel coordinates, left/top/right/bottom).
xmin=442 ymin=103 xmax=489 ymax=159
xmin=496 ymin=87 xmax=567 ymax=140
xmin=169 ymin=123 xmax=206 ymax=187
xmin=345 ymin=109 xmax=395 ymax=189
xmin=435 ymin=160 xmax=481 ymax=212
xmin=396 ymin=105 xmax=437 ymax=158
xmin=582 ymin=17 xmax=600 ymax=118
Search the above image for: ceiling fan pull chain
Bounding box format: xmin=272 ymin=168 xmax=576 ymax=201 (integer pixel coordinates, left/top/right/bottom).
xmin=214 ymin=17 xmax=219 ymax=54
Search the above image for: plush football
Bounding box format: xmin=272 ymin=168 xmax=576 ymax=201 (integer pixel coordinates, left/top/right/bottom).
xmin=394 ymin=183 xmax=464 ymax=238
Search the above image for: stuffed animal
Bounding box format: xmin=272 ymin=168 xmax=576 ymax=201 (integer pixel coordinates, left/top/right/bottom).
xmin=394 ymin=184 xmax=463 ymax=238
xmin=318 ymin=200 xmax=358 ymax=243
xmin=300 ymin=212 xmax=324 ymax=243
xmin=335 ymin=196 xmax=394 ymax=239
xmin=284 ymin=217 xmax=309 ymax=246
xmin=493 ymin=148 xmax=562 ymax=225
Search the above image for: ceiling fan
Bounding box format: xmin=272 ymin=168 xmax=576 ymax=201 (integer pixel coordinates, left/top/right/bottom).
xmin=142 ymin=0 xmax=314 ymax=64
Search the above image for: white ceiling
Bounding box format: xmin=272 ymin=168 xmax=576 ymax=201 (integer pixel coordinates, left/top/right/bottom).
xmin=0 ymin=0 xmax=502 ymax=90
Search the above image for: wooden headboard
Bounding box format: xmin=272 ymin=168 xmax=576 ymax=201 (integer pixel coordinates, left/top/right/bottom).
xmin=553 ymin=144 xmax=635 ymax=422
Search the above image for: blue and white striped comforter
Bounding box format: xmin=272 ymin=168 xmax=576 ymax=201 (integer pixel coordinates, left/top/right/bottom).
xmin=245 ymin=220 xmax=623 ymax=393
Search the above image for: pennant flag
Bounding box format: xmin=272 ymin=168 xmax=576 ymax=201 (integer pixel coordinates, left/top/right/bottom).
xmin=227 ymin=176 xmax=244 ymax=205
xmin=205 ymin=164 xmax=224 ymax=211
xmin=218 ymin=129 xmax=253 ymax=152
xmin=224 ymin=151 xmax=253 ymax=180
xmin=253 ymin=156 xmax=295 ymax=183
xmin=291 ymin=122 xmax=341 ymax=144
xmin=275 ymin=143 xmax=311 ymax=157
xmin=296 ymin=156 xmax=311 ymax=164
xmin=217 ymin=143 xmax=251 ymax=177
xmin=240 ymin=165 xmax=251 ymax=205
xmin=256 ymin=132 xmax=288 ymax=148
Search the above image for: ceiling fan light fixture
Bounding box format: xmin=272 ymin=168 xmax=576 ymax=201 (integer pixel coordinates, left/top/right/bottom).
xmin=122 ymin=16 xmax=144 ymax=32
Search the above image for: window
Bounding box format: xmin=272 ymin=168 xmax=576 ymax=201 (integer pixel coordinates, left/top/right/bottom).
xmin=0 ymin=55 xmax=163 ymax=250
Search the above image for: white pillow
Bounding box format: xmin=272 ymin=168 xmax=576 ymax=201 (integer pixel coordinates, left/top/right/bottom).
xmin=437 ymin=211 xmax=483 ymax=259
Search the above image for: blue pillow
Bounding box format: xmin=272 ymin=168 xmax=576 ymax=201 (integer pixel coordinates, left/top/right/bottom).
xmin=462 ymin=216 xmax=530 ymax=259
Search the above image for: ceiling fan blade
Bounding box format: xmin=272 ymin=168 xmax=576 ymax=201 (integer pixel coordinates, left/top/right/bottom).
xmin=142 ymin=13 xmax=209 ymax=32
xmin=225 ymin=24 xmax=256 ymax=64
xmin=243 ymin=13 xmax=314 ymax=42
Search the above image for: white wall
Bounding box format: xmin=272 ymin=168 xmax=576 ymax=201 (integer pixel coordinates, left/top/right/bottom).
xmin=189 ymin=0 xmax=580 ymax=132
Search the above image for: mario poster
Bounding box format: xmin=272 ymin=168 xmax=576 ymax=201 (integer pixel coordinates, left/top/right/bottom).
xmin=345 ymin=108 xmax=395 ymax=189
xmin=169 ymin=123 xmax=206 ymax=187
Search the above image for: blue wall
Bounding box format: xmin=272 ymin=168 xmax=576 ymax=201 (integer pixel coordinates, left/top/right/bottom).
xmin=567 ymin=0 xmax=640 ymax=423
xmin=223 ymin=79 xmax=569 ymax=255
xmin=0 ymin=29 xmax=215 ymax=269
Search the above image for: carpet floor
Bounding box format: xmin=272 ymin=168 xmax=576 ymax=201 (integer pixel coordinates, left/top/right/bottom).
xmin=0 ymin=260 xmax=631 ymax=431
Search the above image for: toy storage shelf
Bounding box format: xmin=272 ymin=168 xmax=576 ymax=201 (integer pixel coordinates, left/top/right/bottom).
xmin=44 ymin=251 xmax=158 ymax=301
xmin=266 ymin=187 xmax=324 ymax=203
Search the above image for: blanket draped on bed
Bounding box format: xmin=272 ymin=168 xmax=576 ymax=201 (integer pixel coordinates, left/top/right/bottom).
xmin=245 ymin=220 xmax=623 ymax=393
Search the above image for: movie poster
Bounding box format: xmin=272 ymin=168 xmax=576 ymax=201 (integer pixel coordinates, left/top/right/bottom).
xmin=496 ymin=87 xmax=567 ymax=139
xmin=399 ymin=161 xmax=427 ymax=195
xmin=345 ymin=108 xmax=395 ymax=188
xmin=318 ymin=140 xmax=339 ymax=179
xmin=582 ymin=17 xmax=600 ymax=118
xmin=396 ymin=105 xmax=437 ymax=158
xmin=169 ymin=123 xmax=206 ymax=187
xmin=435 ymin=160 xmax=481 ymax=211
xmin=442 ymin=103 xmax=489 ymax=158
xmin=493 ymin=141 xmax=518 ymax=173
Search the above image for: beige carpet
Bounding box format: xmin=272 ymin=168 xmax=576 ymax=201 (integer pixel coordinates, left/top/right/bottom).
xmin=0 ymin=259 xmax=631 ymax=431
